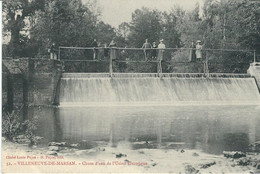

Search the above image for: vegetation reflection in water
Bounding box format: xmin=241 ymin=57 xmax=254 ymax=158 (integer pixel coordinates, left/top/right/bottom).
xmin=28 ymin=105 xmax=260 ymax=155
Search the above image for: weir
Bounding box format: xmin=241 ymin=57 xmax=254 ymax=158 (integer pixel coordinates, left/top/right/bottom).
xmin=59 ymin=73 xmax=260 ymax=106
xmin=56 ymin=47 xmax=260 ymax=106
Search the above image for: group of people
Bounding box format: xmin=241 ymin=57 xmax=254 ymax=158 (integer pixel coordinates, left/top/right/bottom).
xmin=48 ymin=38 xmax=204 ymax=63
xmin=140 ymin=39 xmax=204 ymax=62
xmin=48 ymin=38 xmax=208 ymax=74
xmin=91 ymin=38 xmax=117 ymax=60
xmin=88 ymin=38 xmax=167 ymax=61
xmin=189 ymin=40 xmax=203 ymax=62
xmin=141 ymin=39 xmax=166 ymax=61
xmin=91 ymin=38 xmax=118 ymax=60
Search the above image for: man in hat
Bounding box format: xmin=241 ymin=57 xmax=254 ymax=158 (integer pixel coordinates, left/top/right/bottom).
xmin=157 ymin=39 xmax=166 ymax=74
xmin=91 ymin=39 xmax=99 ymax=60
xmin=49 ymin=42 xmax=58 ymax=60
xmin=141 ymin=39 xmax=152 ymax=61
xmin=103 ymin=43 xmax=109 ymax=60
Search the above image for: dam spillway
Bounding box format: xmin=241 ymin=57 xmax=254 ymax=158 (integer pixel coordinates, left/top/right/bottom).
xmin=59 ymin=73 xmax=260 ymax=106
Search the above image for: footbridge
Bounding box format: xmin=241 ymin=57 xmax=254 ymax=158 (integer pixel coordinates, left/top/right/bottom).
xmin=3 ymin=47 xmax=259 ymax=107
xmin=53 ymin=47 xmax=260 ymax=106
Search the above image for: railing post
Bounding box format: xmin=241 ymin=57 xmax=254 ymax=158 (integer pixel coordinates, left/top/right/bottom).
xmin=109 ymin=48 xmax=114 ymax=77
xmin=205 ymin=50 xmax=209 ymax=75
xmin=93 ymin=48 xmax=96 ymax=60
xmin=254 ymin=50 xmax=256 ymax=63
xmin=157 ymin=60 xmax=162 ymax=77
xmin=58 ymin=47 xmax=61 ymax=60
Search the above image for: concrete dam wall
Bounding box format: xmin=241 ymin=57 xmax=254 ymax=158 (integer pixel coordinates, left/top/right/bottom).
xmin=2 ymin=59 xmax=62 ymax=110
xmin=60 ymin=73 xmax=260 ymax=106
xmin=3 ymin=59 xmax=260 ymax=108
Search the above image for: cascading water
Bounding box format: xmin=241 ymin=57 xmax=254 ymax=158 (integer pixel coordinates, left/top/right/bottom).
xmin=43 ymin=73 xmax=260 ymax=156
xmin=59 ymin=73 xmax=260 ymax=106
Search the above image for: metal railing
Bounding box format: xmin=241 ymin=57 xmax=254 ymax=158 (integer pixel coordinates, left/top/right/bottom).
xmin=58 ymin=46 xmax=256 ymax=76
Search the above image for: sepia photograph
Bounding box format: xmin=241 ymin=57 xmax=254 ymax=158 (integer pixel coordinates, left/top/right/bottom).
xmin=1 ymin=0 xmax=260 ymax=173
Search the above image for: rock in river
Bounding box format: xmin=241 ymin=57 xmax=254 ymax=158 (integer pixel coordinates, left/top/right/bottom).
xmin=48 ymin=146 xmax=60 ymax=151
xmin=223 ymin=151 xmax=246 ymax=159
xmin=185 ymin=165 xmax=199 ymax=174
xmin=46 ymin=151 xmax=58 ymax=156
xmin=199 ymin=161 xmax=216 ymax=169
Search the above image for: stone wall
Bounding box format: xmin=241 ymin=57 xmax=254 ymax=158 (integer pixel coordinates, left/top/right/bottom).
xmin=2 ymin=58 xmax=62 ymax=108
xmin=63 ymin=61 xmax=109 ymax=73
xmin=248 ymin=62 xmax=260 ymax=92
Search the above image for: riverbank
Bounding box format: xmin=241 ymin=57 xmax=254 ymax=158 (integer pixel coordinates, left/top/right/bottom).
xmin=2 ymin=140 xmax=260 ymax=173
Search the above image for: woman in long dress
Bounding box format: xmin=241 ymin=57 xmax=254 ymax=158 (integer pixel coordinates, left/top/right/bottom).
xmin=190 ymin=41 xmax=196 ymax=62
xmin=109 ymin=38 xmax=117 ymax=59
xmin=152 ymin=42 xmax=157 ymax=60
xmin=196 ymin=40 xmax=202 ymax=60
xmin=158 ymin=39 xmax=165 ymax=61
xmin=196 ymin=40 xmax=208 ymax=75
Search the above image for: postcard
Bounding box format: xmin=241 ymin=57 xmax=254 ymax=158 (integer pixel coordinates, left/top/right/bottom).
xmin=2 ymin=0 xmax=260 ymax=173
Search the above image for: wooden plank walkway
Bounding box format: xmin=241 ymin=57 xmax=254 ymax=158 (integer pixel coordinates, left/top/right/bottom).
xmin=62 ymin=73 xmax=251 ymax=78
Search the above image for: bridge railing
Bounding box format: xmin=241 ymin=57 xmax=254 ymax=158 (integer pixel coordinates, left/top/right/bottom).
xmin=58 ymin=46 xmax=256 ymax=75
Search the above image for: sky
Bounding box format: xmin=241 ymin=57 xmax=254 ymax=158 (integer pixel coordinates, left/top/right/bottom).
xmin=88 ymin=0 xmax=204 ymax=27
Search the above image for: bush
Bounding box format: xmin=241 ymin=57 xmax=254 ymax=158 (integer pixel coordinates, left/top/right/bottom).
xmin=22 ymin=116 xmax=40 ymax=146
xmin=2 ymin=109 xmax=23 ymax=141
xmin=2 ymin=106 xmax=41 ymax=146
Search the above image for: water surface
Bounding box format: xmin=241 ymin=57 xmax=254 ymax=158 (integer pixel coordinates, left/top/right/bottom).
xmin=31 ymin=105 xmax=260 ymax=155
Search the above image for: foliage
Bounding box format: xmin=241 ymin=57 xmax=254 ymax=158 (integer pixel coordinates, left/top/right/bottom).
xmin=167 ymin=0 xmax=259 ymax=73
xmin=117 ymin=22 xmax=130 ymax=46
xmin=2 ymin=109 xmax=23 ymax=141
xmin=127 ymin=8 xmax=163 ymax=47
xmin=3 ymin=0 xmax=117 ymax=58
xmin=95 ymin=21 xmax=116 ymax=46
xmin=2 ymin=0 xmax=45 ymax=57
xmin=22 ymin=116 xmax=40 ymax=146
xmin=2 ymin=106 xmax=40 ymax=146
xmin=161 ymin=10 xmax=182 ymax=48
xmin=2 ymin=0 xmax=259 ymax=72
xmin=30 ymin=0 xmax=98 ymax=55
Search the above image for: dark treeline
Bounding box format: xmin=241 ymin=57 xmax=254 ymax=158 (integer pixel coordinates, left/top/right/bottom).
xmin=2 ymin=0 xmax=260 ymax=72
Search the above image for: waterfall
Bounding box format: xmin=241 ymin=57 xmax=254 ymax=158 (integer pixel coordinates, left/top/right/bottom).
xmin=59 ymin=73 xmax=260 ymax=106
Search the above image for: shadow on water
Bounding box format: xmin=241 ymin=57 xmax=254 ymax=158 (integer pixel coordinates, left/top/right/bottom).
xmin=25 ymin=105 xmax=260 ymax=154
xmin=223 ymin=133 xmax=249 ymax=152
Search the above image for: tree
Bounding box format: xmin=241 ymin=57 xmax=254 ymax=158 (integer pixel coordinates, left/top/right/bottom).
xmin=234 ymin=0 xmax=260 ymax=51
xmin=2 ymin=0 xmax=45 ymax=57
xmin=95 ymin=21 xmax=116 ymax=46
xmin=30 ymin=0 xmax=99 ymax=56
xmin=127 ymin=8 xmax=163 ymax=47
xmin=125 ymin=7 xmax=182 ymax=48
xmin=162 ymin=9 xmax=183 ymax=48
xmin=117 ymin=22 xmax=130 ymax=46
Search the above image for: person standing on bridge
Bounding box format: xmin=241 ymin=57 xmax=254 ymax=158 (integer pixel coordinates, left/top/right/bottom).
xmin=196 ymin=40 xmax=208 ymax=76
xmin=158 ymin=39 xmax=166 ymax=61
xmin=109 ymin=38 xmax=117 ymax=59
xmin=196 ymin=40 xmax=203 ymax=73
xmin=157 ymin=39 xmax=165 ymax=74
xmin=91 ymin=39 xmax=99 ymax=60
xmin=196 ymin=40 xmax=202 ymax=60
xmin=189 ymin=41 xmax=196 ymax=62
xmin=142 ymin=39 xmax=152 ymax=61
xmin=49 ymin=42 xmax=58 ymax=60
xmin=152 ymin=42 xmax=157 ymax=60
xmin=103 ymin=43 xmax=109 ymax=60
